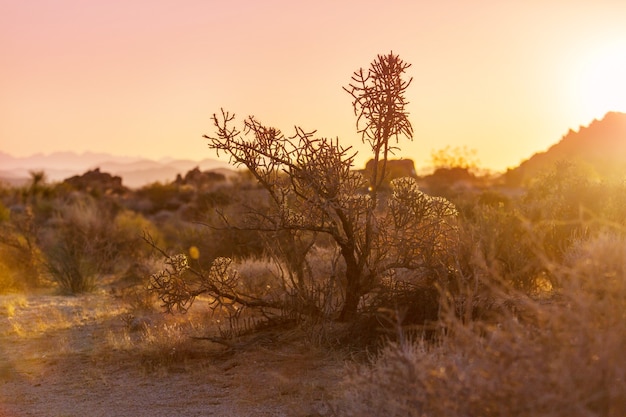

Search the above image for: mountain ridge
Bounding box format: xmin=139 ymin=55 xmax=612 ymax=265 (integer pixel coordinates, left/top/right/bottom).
xmin=0 ymin=152 xmax=233 ymax=188
xmin=505 ymin=111 xmax=626 ymax=185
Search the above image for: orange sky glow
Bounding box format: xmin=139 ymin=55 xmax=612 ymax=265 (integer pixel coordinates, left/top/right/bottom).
xmin=2 ymin=0 xmax=626 ymax=172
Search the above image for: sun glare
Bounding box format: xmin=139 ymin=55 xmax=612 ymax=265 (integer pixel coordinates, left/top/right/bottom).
xmin=576 ymin=40 xmax=626 ymax=116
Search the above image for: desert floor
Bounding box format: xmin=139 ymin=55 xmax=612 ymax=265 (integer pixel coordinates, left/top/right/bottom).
xmin=0 ymin=291 xmax=346 ymax=417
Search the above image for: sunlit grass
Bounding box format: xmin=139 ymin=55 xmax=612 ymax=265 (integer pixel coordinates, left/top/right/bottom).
xmin=1 ymin=294 xmax=127 ymax=339
xmin=102 ymin=302 xmax=219 ymax=373
xmin=0 ymin=294 xmax=28 ymax=318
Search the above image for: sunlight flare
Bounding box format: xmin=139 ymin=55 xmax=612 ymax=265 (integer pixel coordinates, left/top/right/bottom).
xmin=575 ymin=39 xmax=626 ymax=116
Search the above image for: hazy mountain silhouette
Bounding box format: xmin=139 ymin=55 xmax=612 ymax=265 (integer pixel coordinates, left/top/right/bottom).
xmin=505 ymin=111 xmax=626 ymax=185
xmin=4 ymin=113 xmax=626 ymax=188
xmin=0 ymin=152 xmax=233 ymax=188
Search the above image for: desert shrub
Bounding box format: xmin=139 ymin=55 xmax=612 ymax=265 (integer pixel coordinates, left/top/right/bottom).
xmin=194 ymin=188 xmax=231 ymax=211
xmin=594 ymin=181 xmax=626 ymax=227
xmin=346 ymin=177 xmax=459 ymax=340
xmin=0 ymin=244 xmax=42 ymax=293
xmin=0 ymin=256 xmax=18 ymax=292
xmin=266 ymin=242 xmax=347 ymax=320
xmin=453 ymin=162 xmax=626 ymax=297
xmin=0 ymin=205 xmax=45 ymax=291
xmin=430 ymin=145 xmax=480 ymax=171
xmin=150 ymin=185 xmax=272 ymax=264
xmin=197 ymin=53 xmax=456 ymax=323
xmin=336 ymin=232 xmax=626 ymax=417
xmin=522 ymin=160 xmax=606 ymax=261
xmin=148 ymin=53 xmax=461 ymax=335
xmin=111 ymin=209 xmax=162 ymax=271
xmin=300 ymin=244 xmax=346 ymax=317
xmin=365 ymin=272 xmax=441 ymax=331
xmin=561 ymin=231 xmax=626 ymax=308
xmin=459 ymin=203 xmax=546 ymax=294
xmin=476 ymin=189 xmax=511 ymax=208
xmin=135 ymin=182 xmax=186 ymax=214
xmin=40 ymin=194 xmax=117 ymax=294
xmin=192 ymin=247 xmax=346 ymax=344
xmin=155 ymin=217 xmax=265 ymax=273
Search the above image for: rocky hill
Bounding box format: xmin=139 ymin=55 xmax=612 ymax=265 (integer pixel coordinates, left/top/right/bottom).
xmin=505 ymin=112 xmax=626 ymax=185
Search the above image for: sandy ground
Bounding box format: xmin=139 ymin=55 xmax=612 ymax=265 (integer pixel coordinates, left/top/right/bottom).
xmin=0 ymin=293 xmax=345 ymax=416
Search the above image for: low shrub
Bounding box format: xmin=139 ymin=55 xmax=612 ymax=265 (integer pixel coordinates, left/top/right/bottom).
xmin=0 ymin=206 xmax=45 ymax=291
xmin=40 ymin=195 xmax=151 ymax=293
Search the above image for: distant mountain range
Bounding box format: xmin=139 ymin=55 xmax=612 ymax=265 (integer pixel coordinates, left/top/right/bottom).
xmin=505 ymin=111 xmax=626 ymax=185
xmin=0 ymin=151 xmax=234 ymax=188
xmin=3 ymin=112 xmax=626 ymax=189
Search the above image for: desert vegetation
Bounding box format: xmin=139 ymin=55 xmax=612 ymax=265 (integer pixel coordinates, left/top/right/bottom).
xmin=1 ymin=53 xmax=626 ymax=416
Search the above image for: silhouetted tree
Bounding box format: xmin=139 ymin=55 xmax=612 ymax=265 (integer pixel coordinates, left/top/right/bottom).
xmin=150 ymin=53 xmax=458 ymax=321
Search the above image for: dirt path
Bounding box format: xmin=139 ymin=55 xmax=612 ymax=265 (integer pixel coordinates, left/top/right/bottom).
xmin=0 ymin=293 xmax=344 ymax=416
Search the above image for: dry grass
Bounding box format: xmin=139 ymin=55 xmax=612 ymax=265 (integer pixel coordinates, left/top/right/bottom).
xmin=1 ymin=292 xmax=125 ymax=338
xmin=8 ymin=225 xmax=624 ymax=416
xmin=336 ymin=232 xmax=626 ymax=417
xmin=233 ymin=246 xmax=344 ymax=294
xmin=0 ymin=294 xmax=28 ymax=318
xmin=103 ymin=302 xmax=221 ymax=374
xmin=232 ymin=256 xmax=287 ymax=301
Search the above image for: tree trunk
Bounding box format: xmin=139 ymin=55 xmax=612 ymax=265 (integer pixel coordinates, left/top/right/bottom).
xmin=339 ymin=245 xmax=361 ymax=321
xmin=339 ymin=283 xmax=361 ymax=321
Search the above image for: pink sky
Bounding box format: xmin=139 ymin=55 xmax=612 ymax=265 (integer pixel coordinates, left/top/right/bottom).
xmin=2 ymin=0 xmax=626 ymax=172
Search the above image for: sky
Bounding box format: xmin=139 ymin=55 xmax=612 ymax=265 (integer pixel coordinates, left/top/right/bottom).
xmin=2 ymin=0 xmax=626 ymax=172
